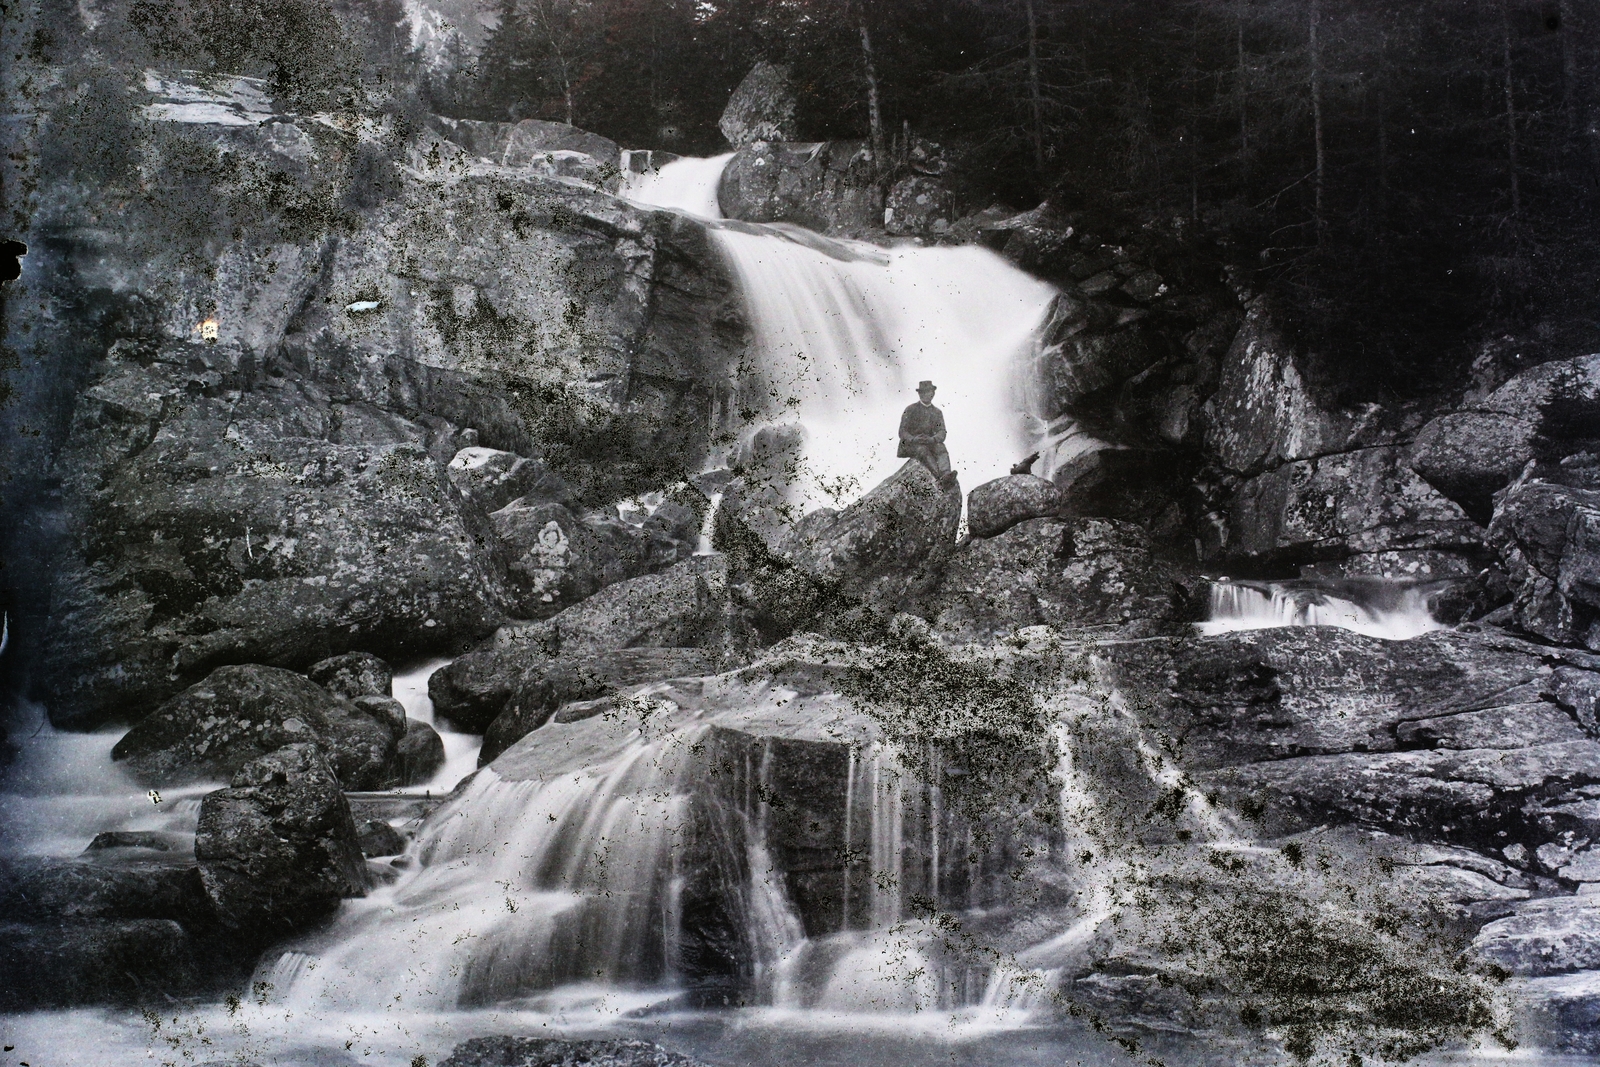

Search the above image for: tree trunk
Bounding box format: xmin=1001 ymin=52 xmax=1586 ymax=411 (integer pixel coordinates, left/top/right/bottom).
xmin=1561 ymin=0 xmax=1578 ymax=137
xmin=1501 ymin=0 xmax=1521 ymax=221
xmin=1309 ymin=0 xmax=1324 ymax=242
xmin=1024 ymin=0 xmax=1046 ymax=173
xmin=858 ymin=13 xmax=887 ymax=182
xmin=1236 ymin=7 xmax=1248 ymax=173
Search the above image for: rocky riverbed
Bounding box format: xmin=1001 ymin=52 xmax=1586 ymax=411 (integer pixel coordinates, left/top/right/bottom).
xmin=4 ymin=42 xmax=1600 ymax=1067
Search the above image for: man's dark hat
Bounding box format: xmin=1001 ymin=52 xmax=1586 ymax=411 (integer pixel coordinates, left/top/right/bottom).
xmin=917 ymin=380 xmax=936 ymax=391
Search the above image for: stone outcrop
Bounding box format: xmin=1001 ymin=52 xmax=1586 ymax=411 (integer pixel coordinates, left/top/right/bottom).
xmin=1489 ymin=474 xmax=1600 ymax=651
xmin=717 ymin=141 xmax=883 ymax=235
xmin=718 ymin=61 xmax=799 ymax=146
xmin=1410 ymin=352 xmax=1600 ymax=519
xmin=884 ymin=175 xmax=953 ymax=236
xmin=966 ymin=475 xmax=1061 ymax=538
xmin=479 ymin=647 xmax=720 ymax=763
xmin=441 ymin=1037 xmax=710 ymax=1067
xmin=16 ymin=96 xmax=750 ymax=728
xmin=396 ymin=720 xmax=447 ymax=785
xmin=307 ymin=652 xmax=393 ymax=701
xmin=194 ymin=744 xmax=368 ymax=935
xmin=924 ymin=517 xmax=1186 ymax=639
xmin=430 ymin=555 xmax=746 ymax=731
xmin=112 ymin=664 xmax=398 ymax=789
xmin=779 ymin=460 xmax=961 ymax=607
xmin=40 ymin=345 xmax=510 ymax=729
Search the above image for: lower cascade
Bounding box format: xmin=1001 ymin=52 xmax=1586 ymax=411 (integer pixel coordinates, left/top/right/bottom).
xmin=1199 ymin=578 xmax=1443 ymax=640
xmin=265 ymin=689 xmax=1062 ymax=1018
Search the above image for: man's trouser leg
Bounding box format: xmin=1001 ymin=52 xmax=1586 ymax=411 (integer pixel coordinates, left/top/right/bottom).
xmin=906 ymin=441 xmax=950 ymax=479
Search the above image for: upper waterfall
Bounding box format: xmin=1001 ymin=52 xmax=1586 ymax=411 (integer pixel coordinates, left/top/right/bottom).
xmin=623 ymin=156 xmax=1057 ymax=510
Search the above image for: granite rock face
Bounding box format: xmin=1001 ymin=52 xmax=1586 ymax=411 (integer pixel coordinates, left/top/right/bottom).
xmin=1489 ymin=476 xmax=1600 ymax=651
xmin=194 ymin=744 xmax=368 ymax=935
xmin=716 ymin=140 xmax=883 ymax=234
xmin=780 ymin=460 xmax=962 ymax=607
xmin=924 ymin=517 xmax=1186 ymax=639
xmin=966 ymin=475 xmax=1062 ymax=538
xmin=718 ymin=61 xmax=799 ymax=146
xmin=440 ymin=1037 xmax=710 ymax=1067
xmin=111 ymin=664 xmax=399 ymax=789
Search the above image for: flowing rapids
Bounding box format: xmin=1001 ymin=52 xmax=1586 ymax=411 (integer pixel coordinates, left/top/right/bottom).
xmin=623 ymin=156 xmax=1058 ymax=510
xmin=1199 ymin=579 xmax=1444 ymax=640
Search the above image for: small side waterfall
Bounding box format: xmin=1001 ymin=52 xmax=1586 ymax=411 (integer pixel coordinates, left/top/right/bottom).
xmin=1199 ymin=580 xmax=1443 ymax=640
xmin=624 ymin=157 xmax=1058 ymax=512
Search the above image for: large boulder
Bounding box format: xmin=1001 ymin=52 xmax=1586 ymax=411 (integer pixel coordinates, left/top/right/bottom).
xmin=966 ymin=475 xmax=1061 ymax=538
xmin=491 ymin=501 xmax=617 ymax=616
xmin=923 ymin=517 xmax=1185 ymax=639
xmin=1052 ymin=446 xmax=1194 ymax=542
xmin=0 ymin=919 xmax=214 ymax=1010
xmin=480 ymin=647 xmax=721 ymax=763
xmin=431 ymin=117 xmax=623 ymax=171
xmin=1411 ymin=353 xmax=1600 ymax=518
xmin=396 ymin=720 xmax=447 ymax=786
xmin=1488 ymin=476 xmax=1600 ymax=650
xmin=718 ymin=61 xmax=799 ymax=146
xmin=430 ymin=555 xmax=745 ymax=731
xmin=194 ymin=743 xmax=368 ymax=935
xmin=779 ymin=460 xmax=961 ymax=607
xmin=112 ymin=664 xmax=398 ymax=789
xmin=307 ymin=652 xmax=393 ymax=700
xmin=716 ymin=141 xmax=883 ymax=234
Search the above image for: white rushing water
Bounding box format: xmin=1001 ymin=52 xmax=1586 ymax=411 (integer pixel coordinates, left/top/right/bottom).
xmin=391 ymin=657 xmax=481 ymax=793
xmin=623 ymin=156 xmax=1058 ymax=511
xmin=1199 ymin=580 xmax=1443 ymax=640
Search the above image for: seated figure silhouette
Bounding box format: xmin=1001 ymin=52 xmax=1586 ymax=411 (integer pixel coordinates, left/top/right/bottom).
xmin=897 ymin=380 xmax=958 ymax=489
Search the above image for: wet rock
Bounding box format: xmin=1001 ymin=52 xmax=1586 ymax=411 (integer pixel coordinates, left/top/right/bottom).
xmin=492 ymin=501 xmax=615 ymax=617
xmin=448 ymin=447 xmax=574 ymax=513
xmin=966 ymin=475 xmax=1061 ymax=538
xmin=1219 ymin=445 xmax=1485 ymax=568
xmin=355 ymin=819 xmax=408 ymax=858
xmin=480 ymin=647 xmax=720 ymax=764
xmin=1029 ymin=298 xmax=1164 ymax=418
xmin=924 ymin=517 xmax=1183 ymax=639
xmin=780 ymin=460 xmax=961 ymax=607
xmin=84 ymin=830 xmax=189 ymax=854
xmin=1131 ymin=627 xmax=1592 ymax=769
xmin=1474 ymin=895 xmax=1600 ymax=976
xmin=2 ymin=857 xmax=209 ymax=922
xmin=396 ymin=720 xmax=446 ymax=786
xmin=719 ymin=61 xmax=798 ymax=146
xmin=308 ymin=652 xmax=393 ymax=700
xmin=883 ymin=175 xmax=952 ymax=235
xmin=441 ymin=1036 xmax=709 ymax=1067
xmin=433 ymin=557 xmax=743 ymax=731
xmin=353 ymin=694 xmax=409 ymax=740
xmin=195 ymin=743 xmax=368 ymax=935
xmin=716 ymin=141 xmax=882 ymax=234
xmin=112 ymin=664 xmax=397 ymax=790
xmin=0 ymin=919 xmax=215 ymax=1010
xmin=1488 ymin=479 xmax=1600 ymax=650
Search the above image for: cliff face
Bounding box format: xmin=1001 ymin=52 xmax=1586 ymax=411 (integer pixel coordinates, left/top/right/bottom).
xmin=2 ymin=73 xmax=747 ymax=727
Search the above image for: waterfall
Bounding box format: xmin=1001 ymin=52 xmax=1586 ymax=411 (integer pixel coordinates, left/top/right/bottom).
xmin=391 ymin=657 xmax=480 ymax=793
xmin=1199 ymin=580 xmax=1442 ymax=640
xmin=624 ymin=157 xmax=1058 ymax=512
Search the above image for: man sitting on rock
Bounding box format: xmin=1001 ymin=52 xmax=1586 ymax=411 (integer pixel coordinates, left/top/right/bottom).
xmin=898 ymin=380 xmax=958 ymax=489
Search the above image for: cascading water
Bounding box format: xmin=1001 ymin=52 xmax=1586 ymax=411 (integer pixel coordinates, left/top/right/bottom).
xmin=1199 ymin=579 xmax=1443 ymax=640
xmin=624 ymin=156 xmax=1058 ymax=511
